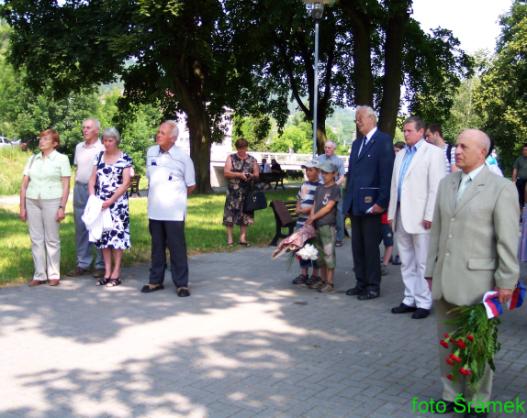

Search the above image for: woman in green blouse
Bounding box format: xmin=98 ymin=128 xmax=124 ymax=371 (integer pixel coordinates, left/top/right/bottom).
xmin=19 ymin=129 xmax=71 ymax=286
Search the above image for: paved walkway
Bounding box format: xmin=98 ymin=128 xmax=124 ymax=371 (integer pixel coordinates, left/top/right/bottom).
xmin=0 ymin=243 xmax=526 ymax=418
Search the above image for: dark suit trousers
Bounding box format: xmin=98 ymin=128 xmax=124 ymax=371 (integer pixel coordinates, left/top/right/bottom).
xmin=516 ymin=179 xmax=526 ymax=208
xmin=149 ymin=219 xmax=189 ymax=288
xmin=351 ymin=214 xmax=382 ymax=292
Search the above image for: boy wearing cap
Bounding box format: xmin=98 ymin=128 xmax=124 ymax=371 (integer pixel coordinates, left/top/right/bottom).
xmin=292 ymin=160 xmax=322 ymax=286
xmin=306 ymin=160 xmax=340 ymax=293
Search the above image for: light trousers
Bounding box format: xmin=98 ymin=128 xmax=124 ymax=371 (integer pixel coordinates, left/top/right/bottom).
xmin=395 ymin=211 xmax=432 ymax=309
xmin=436 ymin=298 xmax=493 ymax=403
xmin=26 ymin=198 xmax=61 ymax=281
xmin=73 ymin=183 xmax=104 ymax=269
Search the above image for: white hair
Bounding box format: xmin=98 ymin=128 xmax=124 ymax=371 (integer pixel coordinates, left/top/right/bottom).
xmin=355 ymin=105 xmax=378 ymax=124
xmin=162 ymin=120 xmax=179 ymax=140
xmin=83 ymin=118 xmax=101 ymax=130
xmin=460 ymin=129 xmax=491 ymax=153
xmin=325 ymin=141 xmax=336 ymax=149
xmin=102 ymin=127 xmax=121 ymax=144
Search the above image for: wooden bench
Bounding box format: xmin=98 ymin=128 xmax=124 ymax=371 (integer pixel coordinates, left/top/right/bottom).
xmin=259 ymin=172 xmax=286 ymax=190
xmin=129 ymin=175 xmax=141 ymax=197
xmin=269 ymin=200 xmax=298 ymax=246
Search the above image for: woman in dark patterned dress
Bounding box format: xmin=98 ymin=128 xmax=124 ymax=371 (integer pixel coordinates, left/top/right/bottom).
xmin=88 ymin=127 xmax=133 ymax=287
xmin=223 ymin=138 xmax=260 ymax=246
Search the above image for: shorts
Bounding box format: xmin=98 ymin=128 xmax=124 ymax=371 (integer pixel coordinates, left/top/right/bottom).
xmin=381 ymin=224 xmax=394 ymax=247
xmin=314 ymin=224 xmax=336 ymax=269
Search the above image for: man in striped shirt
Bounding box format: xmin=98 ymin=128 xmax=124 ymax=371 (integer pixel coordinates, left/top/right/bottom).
xmin=425 ymin=124 xmax=457 ymax=175
xmin=292 ymin=160 xmax=321 ymax=285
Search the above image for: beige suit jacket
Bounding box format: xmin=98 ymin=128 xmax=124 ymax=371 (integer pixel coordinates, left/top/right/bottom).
xmin=388 ymin=141 xmax=445 ymax=233
xmin=425 ymin=167 xmax=520 ymax=306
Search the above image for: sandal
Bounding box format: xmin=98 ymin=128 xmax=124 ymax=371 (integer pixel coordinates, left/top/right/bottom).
xmin=239 ymin=241 xmax=251 ymax=247
xmin=106 ymin=278 xmax=121 ymax=287
xmin=96 ymin=278 xmax=110 ymax=286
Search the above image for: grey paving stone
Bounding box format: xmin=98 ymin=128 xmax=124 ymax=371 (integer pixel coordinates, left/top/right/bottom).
xmin=0 ymin=245 xmax=526 ymax=418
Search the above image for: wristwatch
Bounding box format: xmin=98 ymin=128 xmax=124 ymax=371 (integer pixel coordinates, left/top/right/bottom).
xmin=58 ymin=206 xmax=64 ymax=209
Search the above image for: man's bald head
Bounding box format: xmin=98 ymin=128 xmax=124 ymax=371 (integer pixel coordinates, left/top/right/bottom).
xmin=455 ymin=129 xmax=490 ymax=173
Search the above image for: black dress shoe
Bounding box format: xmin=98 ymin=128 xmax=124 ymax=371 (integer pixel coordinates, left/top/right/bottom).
xmin=357 ymin=290 xmax=379 ymax=300
xmin=411 ymin=308 xmax=430 ymax=319
xmin=391 ymin=255 xmax=401 ymax=265
xmin=391 ymin=303 xmax=417 ymax=314
xmin=345 ymin=287 xmax=364 ymax=296
xmin=464 ymin=411 xmax=488 ymax=418
xmin=433 ymin=399 xmax=456 ymax=414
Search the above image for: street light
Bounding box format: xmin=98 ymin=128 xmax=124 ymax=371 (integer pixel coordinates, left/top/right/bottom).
xmin=303 ymin=0 xmax=332 ymax=158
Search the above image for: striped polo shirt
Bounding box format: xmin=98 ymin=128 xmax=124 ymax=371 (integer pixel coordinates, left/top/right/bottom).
xmin=296 ymin=180 xmax=321 ymax=228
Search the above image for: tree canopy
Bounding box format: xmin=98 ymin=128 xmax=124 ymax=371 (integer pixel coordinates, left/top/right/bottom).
xmin=475 ymin=0 xmax=527 ymax=171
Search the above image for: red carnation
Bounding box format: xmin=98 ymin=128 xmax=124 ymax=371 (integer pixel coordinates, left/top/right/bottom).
xmin=467 ymin=334 xmax=474 ymax=342
xmin=459 ymin=366 xmax=472 ymax=376
xmin=457 ymin=339 xmax=467 ymax=349
xmin=446 ymin=357 xmax=454 ymax=366
xmin=443 ymin=333 xmax=450 ymax=339
xmin=450 ymin=351 xmax=462 ymax=363
xmin=440 ymin=339 xmax=449 ymax=349
xmin=447 ymin=374 xmax=454 ymax=381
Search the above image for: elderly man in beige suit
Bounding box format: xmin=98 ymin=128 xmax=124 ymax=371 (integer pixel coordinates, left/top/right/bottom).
xmin=425 ymin=129 xmax=519 ymax=418
xmin=388 ymin=116 xmax=445 ymax=319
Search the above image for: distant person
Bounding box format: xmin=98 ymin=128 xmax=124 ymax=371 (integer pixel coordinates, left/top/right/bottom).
xmin=19 ymin=129 xmax=71 ymax=287
xmin=486 ymin=147 xmax=503 ymax=177
xmin=388 ymin=116 xmax=445 ymax=319
xmin=342 ymin=105 xmax=394 ymax=300
xmin=270 ymin=159 xmax=282 ymax=173
xmin=292 ymin=160 xmax=321 ymax=286
xmin=512 ymin=143 xmax=527 ymax=208
xmin=425 ymin=123 xmax=457 ymax=174
xmin=260 ymin=158 xmax=271 ymax=173
xmin=306 ymin=161 xmax=340 ymax=293
xmin=223 ymin=138 xmax=260 ymax=246
xmin=317 ymin=141 xmax=346 ymax=247
xmin=88 ymin=128 xmax=133 ymax=287
xmin=394 ymin=141 xmax=405 ymax=153
xmin=67 ymin=118 xmax=105 ymax=278
xmin=141 ymin=121 xmax=196 ymax=297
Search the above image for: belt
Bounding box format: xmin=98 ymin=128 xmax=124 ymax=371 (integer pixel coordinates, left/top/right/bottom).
xmin=75 ymin=181 xmax=88 ymax=186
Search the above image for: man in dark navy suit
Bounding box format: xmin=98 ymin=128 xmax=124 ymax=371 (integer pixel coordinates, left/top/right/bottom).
xmin=342 ymin=106 xmax=394 ymax=300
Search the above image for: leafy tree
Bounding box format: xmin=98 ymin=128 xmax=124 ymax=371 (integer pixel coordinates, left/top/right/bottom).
xmin=1 ymin=0 xmax=258 ymax=193
xmin=475 ymin=0 xmax=527 ymax=172
xmin=232 ymin=114 xmax=273 ymax=151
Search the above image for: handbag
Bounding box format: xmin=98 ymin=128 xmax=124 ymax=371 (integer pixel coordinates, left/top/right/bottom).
xmin=243 ymin=186 xmax=267 ymax=212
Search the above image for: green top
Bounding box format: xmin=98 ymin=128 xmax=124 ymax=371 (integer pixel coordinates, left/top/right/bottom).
xmin=23 ymin=150 xmax=71 ymax=199
xmin=514 ymin=156 xmax=527 ymax=180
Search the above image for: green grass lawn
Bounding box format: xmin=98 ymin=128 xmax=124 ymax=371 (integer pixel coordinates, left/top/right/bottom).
xmin=0 ymin=188 xmax=297 ymax=286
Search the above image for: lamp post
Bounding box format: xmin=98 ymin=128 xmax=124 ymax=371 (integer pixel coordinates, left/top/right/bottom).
xmin=303 ymin=0 xmax=330 ymax=158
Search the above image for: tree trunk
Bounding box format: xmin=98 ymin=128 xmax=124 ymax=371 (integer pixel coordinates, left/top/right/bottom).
xmin=316 ymin=116 xmax=327 ymax=155
xmin=187 ymin=109 xmax=212 ymax=194
xmin=378 ymin=0 xmax=410 ymax=137
xmin=340 ymin=1 xmax=374 ymax=106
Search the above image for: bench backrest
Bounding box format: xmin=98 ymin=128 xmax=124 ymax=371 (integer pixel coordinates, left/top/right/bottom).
xmin=270 ymin=200 xmax=297 ymax=226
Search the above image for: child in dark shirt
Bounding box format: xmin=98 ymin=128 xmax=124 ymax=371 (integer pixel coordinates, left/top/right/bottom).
xmin=306 ymin=161 xmax=340 ymax=293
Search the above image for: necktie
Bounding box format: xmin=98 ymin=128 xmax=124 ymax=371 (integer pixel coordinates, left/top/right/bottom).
xmin=358 ymin=137 xmax=368 ymax=156
xmin=457 ymin=175 xmax=471 ymax=201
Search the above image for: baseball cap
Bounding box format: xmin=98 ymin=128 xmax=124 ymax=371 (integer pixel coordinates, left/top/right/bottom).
xmin=318 ymin=160 xmax=337 ymax=173
xmin=301 ymin=159 xmax=320 ymax=169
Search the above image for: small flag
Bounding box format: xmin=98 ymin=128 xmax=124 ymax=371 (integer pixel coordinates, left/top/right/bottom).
xmin=482 ymin=281 xmax=525 ymax=319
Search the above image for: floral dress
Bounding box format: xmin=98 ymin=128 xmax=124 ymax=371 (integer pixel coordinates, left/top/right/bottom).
xmin=223 ymin=153 xmax=257 ymax=226
xmin=94 ymin=152 xmax=133 ymax=250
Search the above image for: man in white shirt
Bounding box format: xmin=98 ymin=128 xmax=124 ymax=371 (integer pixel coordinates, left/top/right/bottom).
xmin=67 ymin=118 xmax=105 ymax=278
xmin=141 ymin=120 xmax=196 ymax=297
